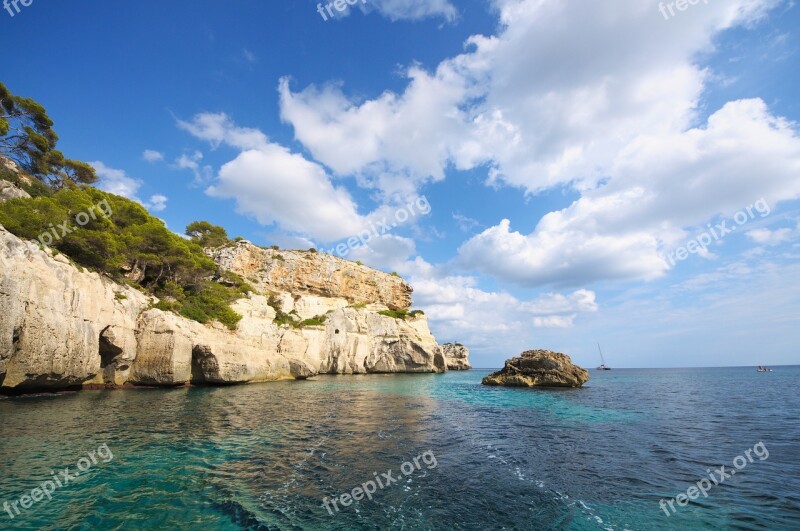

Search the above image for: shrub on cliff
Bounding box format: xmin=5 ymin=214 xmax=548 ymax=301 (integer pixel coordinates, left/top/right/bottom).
xmin=378 ymin=309 xmax=424 ymax=320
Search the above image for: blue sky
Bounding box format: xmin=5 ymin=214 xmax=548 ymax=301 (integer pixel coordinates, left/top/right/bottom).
xmin=2 ymin=0 xmax=799 ymax=368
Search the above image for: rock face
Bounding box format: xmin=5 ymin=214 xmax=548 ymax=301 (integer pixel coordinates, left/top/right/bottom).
xmin=0 ymin=158 xmax=32 ymax=203
xmin=211 ymin=243 xmax=413 ymax=311
xmin=0 ymin=225 xmax=447 ymax=392
xmin=481 ymin=350 xmax=589 ymax=388
xmin=0 ymin=180 xmax=30 ymax=203
xmin=441 ymin=343 xmax=472 ymax=370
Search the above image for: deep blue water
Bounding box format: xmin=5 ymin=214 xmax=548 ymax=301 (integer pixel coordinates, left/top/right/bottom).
xmin=1 ymin=367 xmax=799 ymax=530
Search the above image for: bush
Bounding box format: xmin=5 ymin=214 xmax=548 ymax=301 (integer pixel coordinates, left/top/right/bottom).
xmin=297 ymin=315 xmax=327 ymax=328
xmin=379 ymin=309 xmax=408 ymax=320
xmin=377 ymin=309 xmax=423 ymax=320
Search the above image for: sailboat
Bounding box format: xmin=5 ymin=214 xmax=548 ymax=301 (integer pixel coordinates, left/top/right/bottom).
xmin=596 ymin=343 xmax=611 ymax=370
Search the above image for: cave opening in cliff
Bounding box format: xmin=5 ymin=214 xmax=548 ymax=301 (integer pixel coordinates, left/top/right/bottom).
xmin=99 ymin=327 xmax=124 ymax=385
xmin=191 ymin=346 xmax=209 ymax=385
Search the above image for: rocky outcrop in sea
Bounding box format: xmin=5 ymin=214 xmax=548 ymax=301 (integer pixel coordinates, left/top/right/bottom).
xmin=0 ymin=225 xmax=464 ymax=393
xmin=481 ymin=349 xmax=589 ymax=388
xmin=441 ymin=343 xmax=472 ymax=370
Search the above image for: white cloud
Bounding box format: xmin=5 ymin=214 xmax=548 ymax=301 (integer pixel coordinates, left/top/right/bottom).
xmin=207 ymin=145 xmax=366 ymax=241
xmin=279 ymin=0 xmax=781 ymax=195
xmin=179 ymin=113 xmax=435 ymax=243
xmin=91 ymin=161 xmax=142 ymax=200
xmin=177 ymin=113 xmax=268 ymax=151
xmin=147 ymin=194 xmax=168 ymax=212
xmin=175 ymin=151 xmax=213 ymax=184
xmin=142 ymin=149 xmax=164 ymax=163
xmin=401 ymin=257 xmax=598 ymax=352
xmin=457 ymin=99 xmax=800 ymax=287
xmin=89 ymin=161 xmax=168 ymax=212
xmin=747 ymin=222 xmax=800 ymax=245
xmin=531 ymin=315 xmax=575 ymax=328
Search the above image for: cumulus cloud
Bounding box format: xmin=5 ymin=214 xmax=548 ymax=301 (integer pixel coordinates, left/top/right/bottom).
xmin=207 ymin=145 xmax=366 ymax=241
xmin=90 ymin=161 xmax=168 ymax=212
xmin=458 ymin=99 xmax=800 ymax=287
xmin=142 ymin=149 xmax=164 ymax=163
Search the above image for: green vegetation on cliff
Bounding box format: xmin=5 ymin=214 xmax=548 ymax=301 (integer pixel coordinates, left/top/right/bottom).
xmin=0 ymin=185 xmax=247 ymax=329
xmin=378 ymin=309 xmax=424 ymax=320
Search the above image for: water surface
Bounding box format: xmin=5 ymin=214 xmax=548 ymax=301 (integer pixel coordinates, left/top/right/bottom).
xmin=1 ymin=367 xmax=798 ymax=529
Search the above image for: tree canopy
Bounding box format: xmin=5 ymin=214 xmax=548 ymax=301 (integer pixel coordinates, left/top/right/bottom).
xmin=186 ymin=220 xmax=230 ymax=248
xmin=0 ymin=82 xmax=97 ymax=188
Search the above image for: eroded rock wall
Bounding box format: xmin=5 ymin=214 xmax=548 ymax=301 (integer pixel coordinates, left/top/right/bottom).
xmin=211 ymin=242 xmax=413 ymax=311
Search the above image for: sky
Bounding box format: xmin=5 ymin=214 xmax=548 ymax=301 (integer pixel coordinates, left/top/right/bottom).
xmin=2 ymin=0 xmax=799 ymax=369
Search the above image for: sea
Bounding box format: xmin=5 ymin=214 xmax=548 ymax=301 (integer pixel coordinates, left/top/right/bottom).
xmin=1 ymin=366 xmax=798 ymax=530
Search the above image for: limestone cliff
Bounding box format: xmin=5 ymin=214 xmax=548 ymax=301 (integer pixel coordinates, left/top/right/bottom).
xmin=211 ymin=243 xmax=412 ymax=311
xmin=0 ymin=225 xmax=453 ymax=393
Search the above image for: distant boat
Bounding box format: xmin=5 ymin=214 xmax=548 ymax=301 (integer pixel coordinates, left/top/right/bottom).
xmin=756 ymin=366 xmax=773 ymax=372
xmin=596 ymin=343 xmax=611 ymax=370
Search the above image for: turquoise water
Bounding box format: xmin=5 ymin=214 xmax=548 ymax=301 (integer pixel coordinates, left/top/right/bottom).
xmin=1 ymin=367 xmax=799 ymax=529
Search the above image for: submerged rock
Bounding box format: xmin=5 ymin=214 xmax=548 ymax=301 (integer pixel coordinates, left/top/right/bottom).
xmin=481 ymin=349 xmax=589 ymax=388
xmin=441 ymin=343 xmax=472 ymax=370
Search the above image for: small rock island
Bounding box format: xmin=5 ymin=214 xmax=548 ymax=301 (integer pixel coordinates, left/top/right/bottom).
xmin=481 ymin=349 xmax=589 ymax=388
